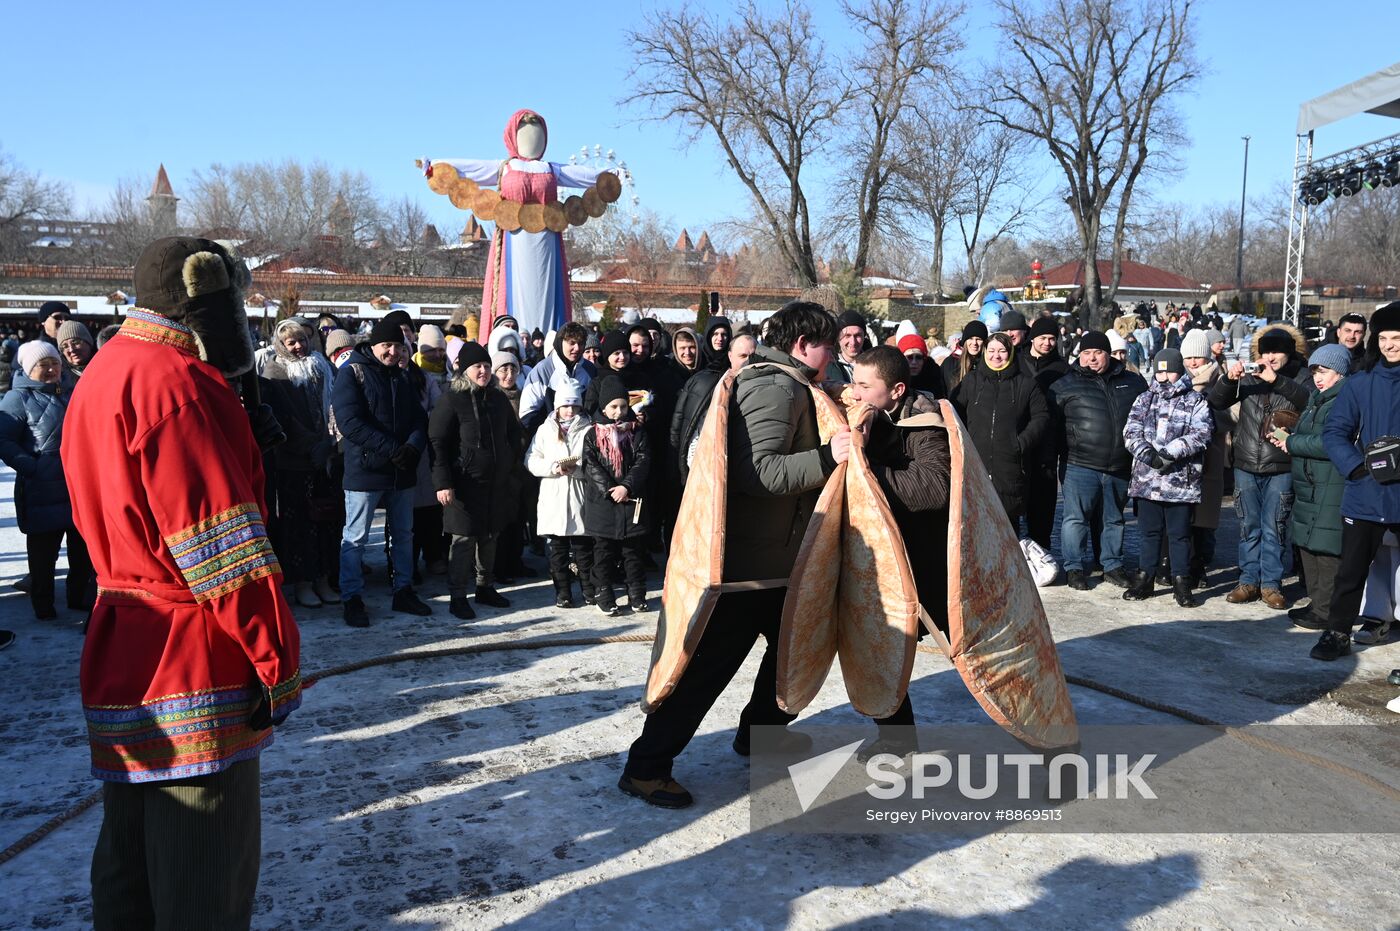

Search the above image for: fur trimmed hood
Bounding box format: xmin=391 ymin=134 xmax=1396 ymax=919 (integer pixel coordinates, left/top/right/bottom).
xmin=1250 ymin=322 xmax=1307 ymax=361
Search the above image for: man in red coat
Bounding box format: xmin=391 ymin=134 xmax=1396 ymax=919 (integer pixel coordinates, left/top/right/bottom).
xmin=63 ymin=237 xmax=302 ymax=930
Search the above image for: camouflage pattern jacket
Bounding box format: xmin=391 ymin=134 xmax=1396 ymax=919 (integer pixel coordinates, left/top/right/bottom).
xmin=1123 ymin=375 xmax=1214 ymax=503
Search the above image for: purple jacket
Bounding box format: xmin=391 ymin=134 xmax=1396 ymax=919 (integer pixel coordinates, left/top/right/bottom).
xmin=1123 ymin=376 xmax=1214 ymax=503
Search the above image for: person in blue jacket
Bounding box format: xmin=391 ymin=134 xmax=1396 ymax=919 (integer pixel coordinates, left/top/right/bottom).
xmin=1317 ymin=301 xmax=1400 ymax=660
xmin=0 ymin=341 xmax=93 ymax=618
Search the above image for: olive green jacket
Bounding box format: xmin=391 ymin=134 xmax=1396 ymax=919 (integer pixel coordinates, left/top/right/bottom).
xmin=723 ymin=346 xmax=837 ymax=582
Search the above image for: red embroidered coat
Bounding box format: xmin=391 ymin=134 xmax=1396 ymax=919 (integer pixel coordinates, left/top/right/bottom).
xmin=62 ymin=309 xmax=302 ymax=783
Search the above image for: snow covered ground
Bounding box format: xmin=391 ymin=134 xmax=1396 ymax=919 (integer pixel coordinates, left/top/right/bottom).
xmin=0 ymin=465 xmax=1397 ymax=930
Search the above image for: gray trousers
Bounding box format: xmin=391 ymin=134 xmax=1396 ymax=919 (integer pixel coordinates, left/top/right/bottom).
xmin=92 ymin=757 xmax=261 ymax=931
xmin=449 ymin=533 xmax=497 ymax=597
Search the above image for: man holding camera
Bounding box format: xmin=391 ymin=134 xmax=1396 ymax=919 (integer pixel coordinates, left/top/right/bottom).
xmin=1317 ymin=302 xmax=1400 ymax=659
xmin=1209 ymin=325 xmax=1312 ymax=608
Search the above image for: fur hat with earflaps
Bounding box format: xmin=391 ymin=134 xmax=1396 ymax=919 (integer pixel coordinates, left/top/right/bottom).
xmin=134 ymin=236 xmax=255 ymax=377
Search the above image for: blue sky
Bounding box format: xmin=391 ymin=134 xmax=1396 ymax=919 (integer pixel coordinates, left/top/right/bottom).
xmin=4 ymin=0 xmax=1400 ymax=249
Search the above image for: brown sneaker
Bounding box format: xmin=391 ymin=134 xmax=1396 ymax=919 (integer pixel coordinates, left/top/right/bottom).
xmin=617 ymin=775 xmax=693 ymax=809
xmin=1225 ymin=584 xmax=1260 ymax=604
xmin=1259 ymin=588 xmax=1288 ymax=610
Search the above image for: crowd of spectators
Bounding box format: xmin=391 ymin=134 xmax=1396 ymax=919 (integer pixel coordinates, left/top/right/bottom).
xmin=1 ymin=294 xmax=1398 ymax=677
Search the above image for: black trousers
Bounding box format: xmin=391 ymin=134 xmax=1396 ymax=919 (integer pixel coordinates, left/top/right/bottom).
xmin=624 ymin=587 xmax=798 ymax=780
xmin=1136 ymin=499 xmax=1191 ymax=578
xmin=27 ymin=527 xmax=94 ymax=613
xmin=1327 ymin=517 xmax=1400 ymax=634
xmin=412 ymin=504 xmax=448 ymax=568
xmin=875 ymin=694 xmax=915 ymax=728
xmin=1299 ymin=548 xmax=1339 ymax=625
xmin=1025 ymin=467 xmax=1058 ymax=550
xmin=591 ymin=536 xmax=648 ymax=607
xmin=547 ymin=535 xmax=595 ymax=596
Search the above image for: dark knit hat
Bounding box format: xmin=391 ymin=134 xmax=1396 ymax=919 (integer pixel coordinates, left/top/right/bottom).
xmin=595 ymin=375 xmax=629 ymax=409
xmin=37 ymin=301 xmax=70 ymax=324
xmin=962 ymin=320 xmax=989 ymax=341
xmin=382 ymin=309 xmax=413 ymax=334
xmin=1369 ymin=301 xmax=1400 ymax=336
xmin=1077 ymin=330 xmax=1112 ymax=353
xmin=1256 ymin=328 xmax=1294 ymax=354
xmin=455 ymin=340 xmax=491 ymax=373
xmin=1029 ymin=317 xmax=1059 ymax=340
xmin=999 ymin=309 xmax=1028 ymax=332
xmin=601 ymin=329 xmax=630 ymax=360
xmin=836 ymin=310 xmax=866 ymax=332
xmin=1152 ymin=348 xmax=1186 ymax=377
xmin=369 ymin=317 xmax=407 ymax=346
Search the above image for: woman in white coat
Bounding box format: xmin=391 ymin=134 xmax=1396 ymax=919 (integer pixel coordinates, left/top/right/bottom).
xmin=527 ymin=378 xmax=594 ymax=607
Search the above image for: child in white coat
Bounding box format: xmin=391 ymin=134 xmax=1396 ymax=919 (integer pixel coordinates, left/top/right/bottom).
xmin=527 ymin=379 xmax=595 ymax=607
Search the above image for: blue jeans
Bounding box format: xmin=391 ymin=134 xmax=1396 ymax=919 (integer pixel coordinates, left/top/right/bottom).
xmin=340 ymin=488 xmax=414 ymax=598
xmin=1233 ymin=469 xmax=1293 ymax=589
xmin=1060 ymin=464 xmax=1129 ymax=572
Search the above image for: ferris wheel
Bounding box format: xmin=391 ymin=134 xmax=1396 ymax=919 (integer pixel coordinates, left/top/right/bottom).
xmin=567 ymin=146 xmax=640 ymax=216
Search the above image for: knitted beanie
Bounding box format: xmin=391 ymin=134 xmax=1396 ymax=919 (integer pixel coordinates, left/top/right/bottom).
xmin=18 ymin=340 xmax=60 ymax=374
xmin=324 ymin=329 xmax=355 ymax=359
xmin=1077 ymin=331 xmax=1111 ymax=353
xmin=1152 ymin=348 xmax=1185 ymax=377
xmin=417 ymin=324 xmax=446 ymax=349
xmin=491 ymin=349 xmax=519 ymax=372
xmin=456 ymin=340 xmax=491 ymax=372
xmin=896 ymin=333 xmax=927 ymax=355
xmin=1307 ymin=343 xmax=1352 ymax=376
xmin=56 ymin=320 xmax=94 ymax=347
xmin=369 ymin=317 xmax=406 ymax=346
xmin=1179 ymin=329 xmax=1210 ymax=360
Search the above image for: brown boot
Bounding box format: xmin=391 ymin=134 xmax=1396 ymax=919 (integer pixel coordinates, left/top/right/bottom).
xmin=1259 ymin=588 xmax=1288 ymax=610
xmin=1226 ymin=584 xmax=1260 ymax=604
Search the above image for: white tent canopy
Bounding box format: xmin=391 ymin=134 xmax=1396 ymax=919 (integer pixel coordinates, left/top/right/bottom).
xmin=1297 ymin=60 xmax=1400 ymax=134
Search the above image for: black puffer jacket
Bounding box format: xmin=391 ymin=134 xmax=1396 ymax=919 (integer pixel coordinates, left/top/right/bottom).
xmin=1047 ymin=359 xmax=1148 ymax=474
xmin=428 ymin=376 xmax=522 ymax=537
xmin=1208 ymin=360 xmax=1312 ymax=476
xmin=950 ymin=360 xmax=1049 ymax=519
xmin=1021 ymin=350 xmax=1070 ymax=469
xmin=581 ymin=413 xmax=651 ymax=539
xmin=670 ymin=362 xmax=725 ymax=483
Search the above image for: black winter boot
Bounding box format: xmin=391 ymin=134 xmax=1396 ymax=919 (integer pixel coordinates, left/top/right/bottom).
xmin=1122 ymin=572 xmax=1154 ymax=601
xmin=1172 ymin=575 xmax=1198 ymax=608
xmin=450 ymin=596 xmax=476 ymax=620
xmin=1156 ymin=557 xmax=1172 ymax=587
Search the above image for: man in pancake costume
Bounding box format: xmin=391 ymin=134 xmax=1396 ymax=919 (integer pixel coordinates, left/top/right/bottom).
xmin=632 ymin=312 xmax=1076 ymax=808
xmin=619 ymin=301 xmax=853 ymax=808
xmin=63 ymin=237 xmax=302 ymax=929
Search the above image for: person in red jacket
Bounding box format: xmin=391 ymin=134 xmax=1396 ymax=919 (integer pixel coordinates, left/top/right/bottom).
xmin=62 ymin=237 xmax=302 ymax=930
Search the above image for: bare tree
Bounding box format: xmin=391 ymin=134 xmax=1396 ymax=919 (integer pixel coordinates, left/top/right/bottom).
xmin=96 ymin=175 xmax=162 ymax=266
xmin=978 ymin=0 xmax=1197 ymax=325
xmin=185 ymin=159 xmax=380 ymax=255
xmin=374 ymin=196 xmax=432 ymax=276
xmin=952 ymin=118 xmax=1041 ymax=287
xmin=624 ymin=2 xmax=848 ymax=286
xmin=841 ymin=0 xmax=964 ymax=273
xmin=886 ymin=95 xmax=966 ymax=295
xmin=0 ymin=146 xmax=72 ymax=260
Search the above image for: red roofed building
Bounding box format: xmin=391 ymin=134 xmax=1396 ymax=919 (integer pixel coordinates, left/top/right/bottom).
xmin=1011 ymin=258 xmax=1205 ymax=302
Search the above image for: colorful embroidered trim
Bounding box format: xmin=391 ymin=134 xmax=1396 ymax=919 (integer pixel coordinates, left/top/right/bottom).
xmin=118 ymin=307 xmax=200 ymax=356
xmin=268 ymin=670 xmax=303 ymax=717
xmin=85 ymin=686 xmax=274 ymax=783
xmin=165 ymin=503 xmax=281 ymax=603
